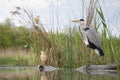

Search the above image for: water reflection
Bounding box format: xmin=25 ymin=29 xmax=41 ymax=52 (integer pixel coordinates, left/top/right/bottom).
xmin=0 ymin=66 xmax=119 ymax=80
xmin=41 ymin=72 xmax=47 ymax=80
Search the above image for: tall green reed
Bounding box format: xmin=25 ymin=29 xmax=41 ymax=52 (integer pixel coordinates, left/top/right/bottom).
xmin=96 ymin=3 xmax=115 ymax=63
xmin=9 ymin=0 xmax=120 ymax=68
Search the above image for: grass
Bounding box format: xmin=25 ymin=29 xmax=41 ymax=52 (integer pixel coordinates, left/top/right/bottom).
xmin=0 ymin=48 xmax=30 ymax=66
xmin=0 ymin=28 xmax=120 ymax=68
xmin=48 ymin=29 xmax=120 ymax=68
xmin=0 ymin=0 xmax=120 ymax=68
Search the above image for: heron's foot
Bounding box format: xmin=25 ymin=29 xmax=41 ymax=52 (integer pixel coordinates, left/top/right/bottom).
xmin=85 ymin=61 xmax=92 ymax=77
xmin=85 ymin=61 xmax=92 ymax=70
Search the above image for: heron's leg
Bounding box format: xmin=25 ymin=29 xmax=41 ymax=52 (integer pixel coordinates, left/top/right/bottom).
xmin=88 ymin=50 xmax=93 ymax=64
xmin=90 ymin=50 xmax=93 ymax=64
xmin=86 ymin=50 xmax=92 ymax=69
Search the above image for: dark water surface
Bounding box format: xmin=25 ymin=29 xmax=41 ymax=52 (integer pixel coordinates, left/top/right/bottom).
xmin=0 ymin=66 xmax=119 ymax=80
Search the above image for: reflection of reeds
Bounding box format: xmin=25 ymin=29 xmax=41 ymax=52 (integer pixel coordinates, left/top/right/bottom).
xmin=0 ymin=68 xmax=37 ymax=80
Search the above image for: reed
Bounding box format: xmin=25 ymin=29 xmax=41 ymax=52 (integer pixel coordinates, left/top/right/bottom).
xmin=0 ymin=0 xmax=119 ymax=68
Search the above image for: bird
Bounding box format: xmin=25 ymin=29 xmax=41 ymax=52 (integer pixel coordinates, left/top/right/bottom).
xmin=72 ymin=19 xmax=104 ymax=57
xmin=39 ymin=51 xmax=47 ymax=71
xmin=40 ymin=51 xmax=47 ymax=62
xmin=34 ymin=16 xmax=40 ymax=24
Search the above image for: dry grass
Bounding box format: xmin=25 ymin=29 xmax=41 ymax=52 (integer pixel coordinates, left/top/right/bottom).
xmin=0 ymin=48 xmax=30 ymax=57
xmin=0 ymin=0 xmax=119 ymax=68
xmin=0 ymin=48 xmax=34 ymax=66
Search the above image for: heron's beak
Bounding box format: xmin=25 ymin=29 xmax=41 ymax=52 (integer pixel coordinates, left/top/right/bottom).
xmin=71 ymin=20 xmax=80 ymax=23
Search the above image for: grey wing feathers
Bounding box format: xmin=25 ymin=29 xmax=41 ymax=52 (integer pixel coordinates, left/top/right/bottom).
xmin=85 ymin=27 xmax=102 ymax=50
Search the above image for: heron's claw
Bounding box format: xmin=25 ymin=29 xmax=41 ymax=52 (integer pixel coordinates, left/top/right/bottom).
xmin=86 ymin=61 xmax=92 ymax=70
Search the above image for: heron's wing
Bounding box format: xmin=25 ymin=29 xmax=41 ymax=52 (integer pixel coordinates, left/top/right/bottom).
xmin=85 ymin=27 xmax=102 ymax=49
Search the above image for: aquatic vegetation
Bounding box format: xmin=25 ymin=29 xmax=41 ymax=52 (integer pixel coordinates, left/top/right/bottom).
xmin=0 ymin=0 xmax=120 ymax=68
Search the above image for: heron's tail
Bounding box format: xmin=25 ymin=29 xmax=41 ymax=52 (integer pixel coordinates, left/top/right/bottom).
xmin=95 ymin=48 xmax=104 ymax=56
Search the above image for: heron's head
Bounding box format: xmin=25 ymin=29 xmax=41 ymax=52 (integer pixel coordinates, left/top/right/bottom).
xmin=71 ymin=19 xmax=85 ymax=24
xmin=72 ymin=19 xmax=84 ymax=23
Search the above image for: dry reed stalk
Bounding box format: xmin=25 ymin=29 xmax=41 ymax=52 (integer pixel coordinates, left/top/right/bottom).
xmin=86 ymin=0 xmax=98 ymax=26
xmin=33 ymin=25 xmax=53 ymax=48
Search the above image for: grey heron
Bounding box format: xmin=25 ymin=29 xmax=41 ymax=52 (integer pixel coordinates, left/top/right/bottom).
xmin=72 ymin=19 xmax=104 ymax=57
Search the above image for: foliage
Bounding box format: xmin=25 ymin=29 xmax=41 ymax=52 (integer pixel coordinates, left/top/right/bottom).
xmin=0 ymin=0 xmax=120 ymax=68
xmin=0 ymin=23 xmax=30 ymax=49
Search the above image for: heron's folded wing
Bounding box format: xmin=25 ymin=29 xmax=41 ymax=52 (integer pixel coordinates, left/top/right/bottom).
xmin=85 ymin=27 xmax=102 ymax=49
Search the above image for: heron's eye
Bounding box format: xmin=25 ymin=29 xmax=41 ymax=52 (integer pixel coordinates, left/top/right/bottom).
xmin=80 ymin=19 xmax=84 ymax=21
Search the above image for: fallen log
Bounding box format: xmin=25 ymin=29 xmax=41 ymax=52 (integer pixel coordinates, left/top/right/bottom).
xmin=76 ymin=63 xmax=120 ymax=78
xmin=76 ymin=63 xmax=120 ymax=71
xmin=36 ymin=65 xmax=58 ymax=72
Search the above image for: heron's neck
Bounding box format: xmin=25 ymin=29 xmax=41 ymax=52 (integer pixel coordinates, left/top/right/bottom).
xmin=80 ymin=21 xmax=86 ymax=29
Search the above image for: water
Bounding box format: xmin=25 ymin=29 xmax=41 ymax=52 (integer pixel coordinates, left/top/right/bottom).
xmin=0 ymin=66 xmax=119 ymax=80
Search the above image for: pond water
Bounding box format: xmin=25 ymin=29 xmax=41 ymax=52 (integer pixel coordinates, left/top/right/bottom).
xmin=0 ymin=66 xmax=119 ymax=80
